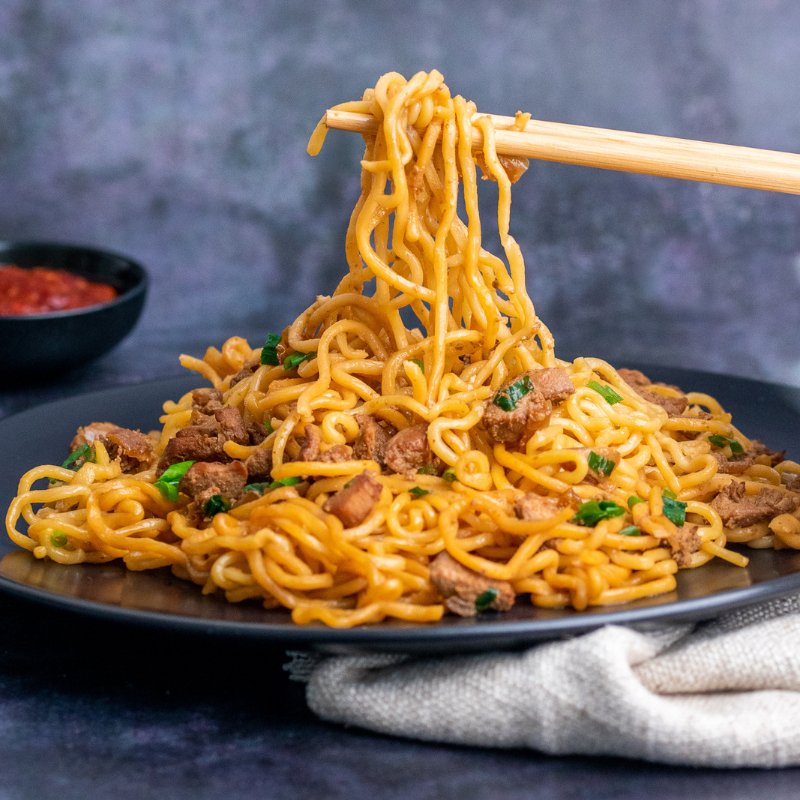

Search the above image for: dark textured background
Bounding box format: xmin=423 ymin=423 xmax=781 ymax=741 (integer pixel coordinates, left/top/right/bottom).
xmin=2 ymin=0 xmax=800 ymax=393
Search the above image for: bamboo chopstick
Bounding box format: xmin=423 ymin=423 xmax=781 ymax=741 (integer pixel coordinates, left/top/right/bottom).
xmin=323 ymin=108 xmax=800 ymax=195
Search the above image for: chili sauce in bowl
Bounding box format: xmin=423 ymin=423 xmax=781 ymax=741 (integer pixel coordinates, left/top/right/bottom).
xmin=0 ymin=241 xmax=147 ymax=377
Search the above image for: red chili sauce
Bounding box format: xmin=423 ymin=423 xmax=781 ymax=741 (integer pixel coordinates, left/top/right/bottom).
xmin=0 ymin=265 xmax=117 ymax=315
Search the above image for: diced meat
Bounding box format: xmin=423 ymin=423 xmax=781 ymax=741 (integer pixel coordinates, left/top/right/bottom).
xmin=384 ymin=424 xmax=441 ymax=476
xmin=530 ymin=367 xmax=575 ymax=403
xmin=158 ymin=404 xmax=249 ymax=472
xmin=246 ymin=417 xmax=269 ymax=445
xmin=297 ymin=424 xmax=322 ymax=462
xmin=229 ymin=359 xmax=260 ymax=386
xmin=428 ymin=551 xmax=515 ymax=617
xmin=102 ymin=427 xmax=155 ymax=472
xmin=244 ymin=446 xmax=273 ymax=482
xmin=782 ymin=473 xmax=800 ymax=492
xmin=711 ymin=451 xmax=754 ymax=475
xmin=159 ymin=426 xmax=228 ymax=471
xmin=618 ymin=368 xmax=688 ymax=416
xmin=320 ymin=444 xmax=353 ymax=463
xmin=191 ymin=388 xmax=224 ymax=414
xmin=483 ymin=386 xmax=551 ymax=447
xmin=214 ymin=407 xmax=248 ymax=445
xmin=749 ymin=440 xmax=786 ymax=467
xmin=667 ymin=524 xmax=701 ymax=566
xmin=323 ymin=471 xmax=383 ymax=528
xmin=483 ymin=368 xmax=574 ymax=448
xmin=179 ymin=461 xmax=248 ymax=503
xmin=71 ymin=422 xmax=119 ymax=450
xmin=710 ymin=480 xmax=800 ymax=528
xmin=352 ymin=414 xmax=394 ymax=465
xmin=514 ymin=493 xmax=570 ymax=521
xmin=71 ymin=422 xmax=154 ymax=473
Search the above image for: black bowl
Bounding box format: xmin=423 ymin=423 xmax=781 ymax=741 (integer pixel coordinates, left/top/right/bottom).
xmin=0 ymin=241 xmax=147 ymax=377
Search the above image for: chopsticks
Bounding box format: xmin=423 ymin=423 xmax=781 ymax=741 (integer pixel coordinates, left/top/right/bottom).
xmin=322 ymin=108 xmax=800 ymax=195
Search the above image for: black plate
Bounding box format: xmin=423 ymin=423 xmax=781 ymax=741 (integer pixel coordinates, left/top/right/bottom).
xmin=1 ymin=368 xmax=799 ymax=654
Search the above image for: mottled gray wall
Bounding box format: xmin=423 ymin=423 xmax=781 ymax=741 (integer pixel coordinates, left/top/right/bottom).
xmin=2 ymin=0 xmax=799 ymax=386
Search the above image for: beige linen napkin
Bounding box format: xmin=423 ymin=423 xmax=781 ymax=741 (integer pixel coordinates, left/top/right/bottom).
xmin=292 ymin=594 xmax=800 ymax=767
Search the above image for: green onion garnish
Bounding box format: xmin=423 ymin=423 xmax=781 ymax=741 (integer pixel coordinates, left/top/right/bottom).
xmin=588 ymin=450 xmax=616 ymax=477
xmin=619 ymin=525 xmax=641 ymax=537
xmin=662 ymin=490 xmax=687 ymax=526
xmin=283 ymin=351 xmax=316 ymax=371
xmin=442 ymin=470 xmax=457 ymax=482
xmin=50 ymin=531 xmax=69 ymax=548
xmin=417 ymin=464 xmax=438 ymax=475
xmin=261 ymin=333 xmax=281 ymax=365
xmin=61 ymin=443 xmax=95 ymax=471
xmin=493 ymin=374 xmax=533 ymax=412
xmin=475 ymin=587 xmax=498 ymax=612
xmin=409 ymin=486 xmax=430 ymax=497
xmin=628 ymin=495 xmax=645 ymax=509
xmin=409 ymin=358 xmax=425 ymax=373
xmin=708 ymin=434 xmax=744 ymax=454
xmin=203 ymin=494 xmax=230 ymax=517
xmin=154 ymin=460 xmax=195 ymax=502
xmin=587 ymin=380 xmax=623 ymax=405
xmin=573 ymin=499 xmax=625 ymax=527
xmin=244 ymin=476 xmax=302 ymax=495
xmin=263 ymin=419 xmax=274 ymax=434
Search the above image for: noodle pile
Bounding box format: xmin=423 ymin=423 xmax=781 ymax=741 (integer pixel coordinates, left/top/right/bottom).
xmin=6 ymin=70 xmax=800 ymax=627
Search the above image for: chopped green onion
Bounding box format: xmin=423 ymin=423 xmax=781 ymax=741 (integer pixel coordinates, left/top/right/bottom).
xmin=263 ymin=419 xmax=274 ymax=434
xmin=261 ymin=333 xmax=281 ymax=365
xmin=708 ymin=434 xmax=744 ymax=454
xmin=409 ymin=358 xmax=425 ymax=373
xmin=50 ymin=531 xmax=69 ymax=548
xmin=628 ymin=495 xmax=644 ymax=509
xmin=154 ymin=460 xmax=195 ymax=502
xmin=283 ymin=351 xmax=316 ymax=371
xmin=573 ymin=499 xmax=625 ymax=527
xmin=61 ymin=443 xmax=95 ymax=471
xmin=587 ymin=380 xmax=623 ymax=405
xmin=662 ymin=491 xmax=687 ymax=527
xmin=442 ymin=469 xmax=457 ymax=482
xmin=493 ymin=374 xmax=533 ymax=412
xmin=270 ymin=476 xmax=302 ymax=488
xmin=244 ymin=476 xmax=302 ymax=495
xmin=417 ymin=464 xmax=438 ymax=475
xmin=203 ymin=494 xmax=230 ymax=517
xmin=475 ymin=587 xmax=498 ymax=612
xmin=619 ymin=525 xmax=641 ymax=537
xmin=663 ymin=488 xmax=677 ymax=499
xmin=588 ymin=450 xmax=616 ymax=477
xmin=409 ymin=486 xmax=430 ymax=497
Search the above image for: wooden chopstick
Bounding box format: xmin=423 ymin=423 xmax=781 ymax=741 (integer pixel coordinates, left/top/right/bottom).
xmin=323 ymin=108 xmax=800 ymax=195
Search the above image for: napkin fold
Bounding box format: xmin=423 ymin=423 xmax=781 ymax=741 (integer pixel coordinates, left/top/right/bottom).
xmin=291 ymin=594 xmax=800 ymax=767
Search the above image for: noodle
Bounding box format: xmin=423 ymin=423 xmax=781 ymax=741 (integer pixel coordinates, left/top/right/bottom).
xmin=6 ymin=70 xmax=800 ymax=627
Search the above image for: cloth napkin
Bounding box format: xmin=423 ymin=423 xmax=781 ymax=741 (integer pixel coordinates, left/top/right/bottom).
xmin=289 ymin=594 xmax=800 ymax=768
